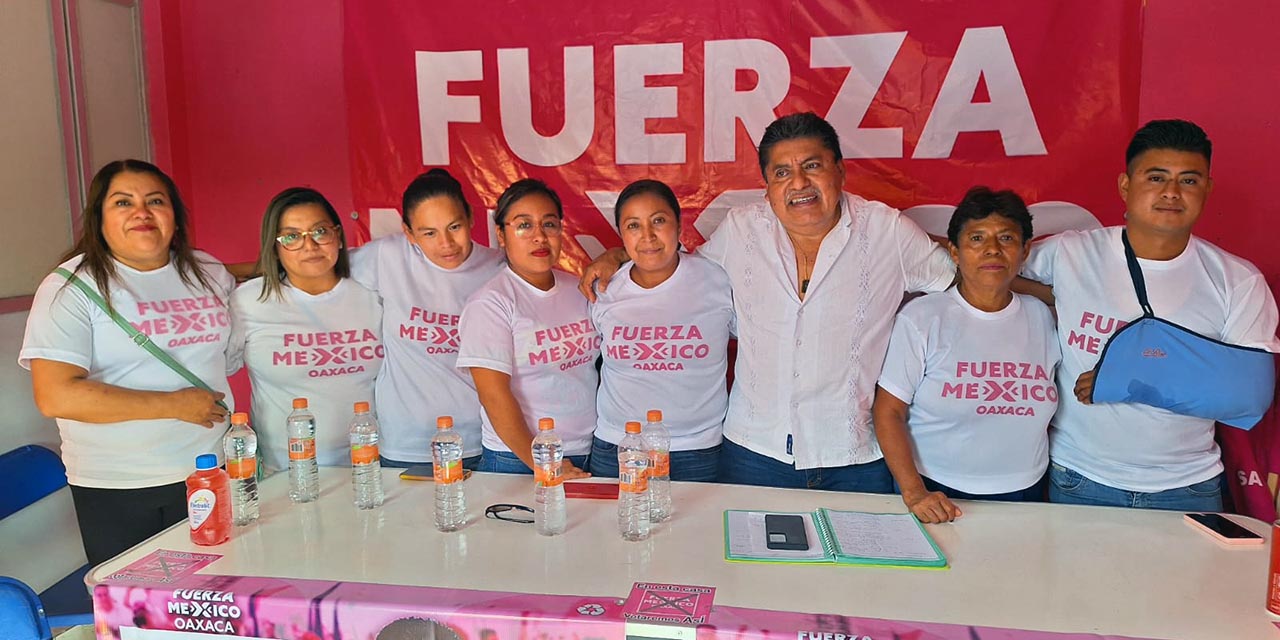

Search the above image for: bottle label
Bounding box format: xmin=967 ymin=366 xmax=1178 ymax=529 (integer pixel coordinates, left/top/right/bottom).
xmin=188 ymin=489 xmax=215 ymax=530
xmin=435 ymin=458 xmax=464 ymax=484
xmin=620 ymin=465 xmax=649 ymax=493
xmin=534 ymin=461 xmax=563 ymax=487
xmin=227 ymin=457 xmax=256 ymax=480
xmin=351 ymin=443 xmax=379 ymax=465
xmin=648 ymin=451 xmax=670 ymax=477
xmin=289 ymin=438 xmax=317 ymax=461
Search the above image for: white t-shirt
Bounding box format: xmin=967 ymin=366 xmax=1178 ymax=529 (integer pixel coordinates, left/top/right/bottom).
xmin=349 ymin=236 xmax=503 ymax=461
xmin=697 ymin=192 xmax=956 ymax=468
xmin=591 ymin=254 xmax=735 ymax=449
xmin=1023 ymin=226 xmax=1280 ymax=492
xmin=457 ymin=268 xmax=601 ymax=456
xmin=227 ymin=277 xmax=383 ymax=472
xmin=19 ymin=253 xmax=235 ymax=489
xmin=878 ymin=288 xmax=1060 ymax=494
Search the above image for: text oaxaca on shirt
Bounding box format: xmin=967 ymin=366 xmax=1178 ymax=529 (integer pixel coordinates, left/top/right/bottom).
xmin=457 ymin=269 xmax=601 ymax=456
xmin=228 ymin=277 xmax=384 ymax=472
xmin=1023 ymin=227 xmax=1280 ymax=492
xmin=19 ymin=253 xmax=235 ymax=489
xmin=349 ymin=236 xmax=504 ymax=462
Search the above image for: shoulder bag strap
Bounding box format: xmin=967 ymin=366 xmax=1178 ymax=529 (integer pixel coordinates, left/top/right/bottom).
xmin=1119 ymin=230 xmax=1155 ymax=318
xmin=55 ymin=267 xmax=229 ymax=410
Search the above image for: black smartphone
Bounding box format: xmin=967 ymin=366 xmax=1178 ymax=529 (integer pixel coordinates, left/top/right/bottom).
xmin=764 ymin=514 xmax=810 ymax=550
xmin=1184 ymin=513 xmax=1264 ymax=545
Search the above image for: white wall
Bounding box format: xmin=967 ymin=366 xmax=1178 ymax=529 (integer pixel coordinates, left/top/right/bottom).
xmin=1 ymin=310 xmax=59 ymax=454
xmin=0 ymin=0 xmax=74 ymax=298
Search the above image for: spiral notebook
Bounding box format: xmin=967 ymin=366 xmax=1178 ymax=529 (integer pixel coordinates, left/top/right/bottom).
xmin=723 ymin=509 xmax=948 ymax=569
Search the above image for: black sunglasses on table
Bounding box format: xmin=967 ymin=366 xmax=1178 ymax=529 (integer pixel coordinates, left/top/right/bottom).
xmin=485 ymin=503 xmax=534 ymax=524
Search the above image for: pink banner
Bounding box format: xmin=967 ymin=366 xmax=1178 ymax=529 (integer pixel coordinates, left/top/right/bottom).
xmin=93 ymin=569 xmax=1154 ymax=640
xmin=338 ymin=0 xmax=1278 ymax=520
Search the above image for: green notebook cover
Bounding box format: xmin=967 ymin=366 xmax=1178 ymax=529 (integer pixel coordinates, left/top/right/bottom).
xmin=723 ymin=509 xmax=948 ymax=569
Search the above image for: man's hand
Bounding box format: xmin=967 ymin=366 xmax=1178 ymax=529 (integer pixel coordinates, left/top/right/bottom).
xmin=902 ymin=487 xmax=963 ymax=523
xmin=1074 ymin=368 xmax=1098 ymax=404
xmin=577 ymin=247 xmax=628 ymax=302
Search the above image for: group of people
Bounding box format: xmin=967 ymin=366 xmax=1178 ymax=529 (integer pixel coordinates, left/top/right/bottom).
xmin=20 ymin=112 xmax=1279 ymax=568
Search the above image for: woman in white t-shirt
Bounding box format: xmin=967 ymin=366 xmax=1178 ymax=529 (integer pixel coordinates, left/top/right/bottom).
xmin=20 ymin=160 xmax=234 ymax=565
xmin=228 ymin=187 xmax=383 ymax=473
xmin=458 ymin=179 xmax=600 ymax=476
xmin=588 ymin=180 xmax=734 ymax=481
xmin=873 ymin=187 xmax=1060 ymax=523
xmin=348 ymin=169 xmax=504 ymax=469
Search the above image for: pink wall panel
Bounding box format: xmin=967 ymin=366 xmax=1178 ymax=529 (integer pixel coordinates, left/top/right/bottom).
xmin=1138 ymin=1 xmax=1280 ymax=286
xmin=143 ymin=0 xmax=354 ymax=266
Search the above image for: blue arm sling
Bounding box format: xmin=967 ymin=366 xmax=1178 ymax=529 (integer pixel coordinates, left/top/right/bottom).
xmin=1090 ymin=231 xmax=1275 ymax=429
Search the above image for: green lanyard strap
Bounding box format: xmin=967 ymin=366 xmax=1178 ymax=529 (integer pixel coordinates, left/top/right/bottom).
xmin=55 ymin=267 xmax=230 ymax=410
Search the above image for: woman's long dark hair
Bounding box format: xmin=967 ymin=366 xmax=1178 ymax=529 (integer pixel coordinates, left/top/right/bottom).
xmin=61 ymin=159 xmax=219 ymax=309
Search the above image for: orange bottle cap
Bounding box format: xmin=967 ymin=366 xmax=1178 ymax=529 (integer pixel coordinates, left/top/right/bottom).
xmin=354 ymin=401 xmax=370 ymax=412
xmin=292 ymin=398 xmax=308 ymax=409
xmin=625 ymin=421 xmax=642 ymax=434
xmin=231 ymin=412 xmax=249 ymax=425
xmin=537 ymin=417 xmax=555 ymax=431
xmin=647 ymin=409 xmax=663 ymax=422
xmin=437 ymin=416 xmax=454 ymax=429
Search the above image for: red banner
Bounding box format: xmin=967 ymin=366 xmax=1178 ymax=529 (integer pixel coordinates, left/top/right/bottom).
xmin=342 ymin=1 xmax=1280 ymax=520
xmin=344 ymin=0 xmax=1142 ymax=266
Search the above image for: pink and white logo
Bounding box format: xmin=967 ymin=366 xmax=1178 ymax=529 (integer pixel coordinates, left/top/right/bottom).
xmin=272 ymin=329 xmax=384 ymax=378
xmin=132 ymin=296 xmax=229 ymax=349
xmin=527 ymin=319 xmax=600 ymax=371
xmin=401 ymin=306 xmax=461 ymax=355
xmin=606 ymin=324 xmax=711 ymax=372
xmin=942 ymin=360 xmax=1058 ymax=417
xmin=1067 ymin=311 xmax=1129 ymax=356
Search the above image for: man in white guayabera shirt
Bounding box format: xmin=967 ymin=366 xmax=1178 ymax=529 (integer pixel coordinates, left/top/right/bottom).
xmin=1022 ymin=119 xmax=1280 ymax=511
xmin=582 ymin=112 xmax=955 ymax=491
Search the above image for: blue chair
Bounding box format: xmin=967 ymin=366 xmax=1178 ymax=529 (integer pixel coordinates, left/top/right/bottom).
xmin=0 ymin=576 xmax=53 ymax=640
xmin=0 ymin=446 xmax=94 ymax=630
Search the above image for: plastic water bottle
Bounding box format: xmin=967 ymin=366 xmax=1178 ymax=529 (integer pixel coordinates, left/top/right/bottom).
xmin=643 ymin=409 xmax=673 ymax=522
xmin=432 ymin=415 xmax=466 ymax=531
xmin=618 ymin=421 xmax=651 ymax=541
xmin=531 ymin=417 xmax=566 ymax=536
xmin=186 ymin=454 xmax=230 ymax=546
xmin=349 ymin=401 xmax=384 ymax=509
xmin=287 ymin=398 xmax=320 ymax=503
xmin=223 ymin=412 xmax=259 ymax=526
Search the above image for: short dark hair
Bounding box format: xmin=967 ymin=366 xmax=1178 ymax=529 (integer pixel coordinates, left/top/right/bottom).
xmin=254 ymin=187 xmax=350 ymax=301
xmin=1125 ymin=119 xmax=1212 ymax=172
xmin=494 ymin=178 xmax=563 ymax=226
xmin=614 ymin=179 xmax=681 ymax=227
xmin=401 ymin=168 xmax=471 ymax=227
xmin=947 ymin=186 xmax=1034 ymax=245
xmin=757 ymin=112 xmax=843 ymax=180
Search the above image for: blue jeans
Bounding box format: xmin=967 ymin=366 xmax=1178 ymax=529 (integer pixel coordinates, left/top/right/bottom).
xmin=478 ymin=448 xmax=589 ymax=475
xmin=1048 ymin=462 xmax=1224 ymax=511
xmin=587 ymin=436 xmax=721 ymax=482
xmin=919 ymin=474 xmax=1047 ymax=502
xmin=717 ymin=439 xmax=894 ymax=493
xmin=380 ymin=455 xmax=481 ymax=472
